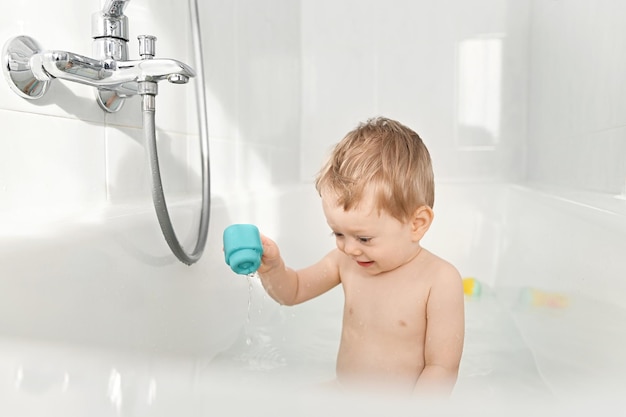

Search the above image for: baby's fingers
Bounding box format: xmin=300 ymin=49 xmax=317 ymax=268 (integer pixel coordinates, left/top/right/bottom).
xmin=258 ymin=234 xmax=282 ymax=271
xmin=259 ymin=234 xmax=278 ymax=259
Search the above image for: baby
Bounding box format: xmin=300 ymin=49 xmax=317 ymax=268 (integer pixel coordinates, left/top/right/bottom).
xmin=257 ymin=117 xmax=464 ymax=396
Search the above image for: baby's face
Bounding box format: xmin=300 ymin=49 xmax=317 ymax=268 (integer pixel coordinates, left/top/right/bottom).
xmin=321 ymin=188 xmax=422 ymax=276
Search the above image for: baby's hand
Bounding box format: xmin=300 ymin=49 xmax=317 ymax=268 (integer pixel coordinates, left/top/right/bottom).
xmin=257 ymin=234 xmax=282 ymax=274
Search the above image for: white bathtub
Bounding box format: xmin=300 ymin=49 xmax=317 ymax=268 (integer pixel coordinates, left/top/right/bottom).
xmin=1 ymin=182 xmax=626 ymax=416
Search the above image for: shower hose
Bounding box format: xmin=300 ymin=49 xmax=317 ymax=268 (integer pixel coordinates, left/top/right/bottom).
xmin=140 ymin=0 xmax=210 ymax=265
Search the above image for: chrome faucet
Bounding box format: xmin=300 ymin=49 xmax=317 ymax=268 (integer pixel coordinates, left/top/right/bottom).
xmin=2 ymin=0 xmax=195 ymax=112
xmin=93 ymin=0 xmax=132 ymax=61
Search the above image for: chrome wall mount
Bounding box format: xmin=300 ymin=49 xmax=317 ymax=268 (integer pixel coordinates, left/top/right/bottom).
xmin=2 ymin=36 xmax=50 ymax=99
xmin=2 ymin=0 xmax=211 ymax=265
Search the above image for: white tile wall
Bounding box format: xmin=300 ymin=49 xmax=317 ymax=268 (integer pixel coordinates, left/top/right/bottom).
xmin=0 ymin=109 xmax=106 ymax=215
xmin=527 ymin=0 xmax=626 ymax=195
xmin=299 ymin=0 xmax=625 ymax=196
xmin=299 ymin=0 xmax=530 ymax=183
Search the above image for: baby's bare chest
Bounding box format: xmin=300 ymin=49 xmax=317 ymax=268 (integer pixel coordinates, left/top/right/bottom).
xmin=342 ymin=276 xmax=430 ymax=335
xmin=337 ymin=278 xmax=430 ymax=381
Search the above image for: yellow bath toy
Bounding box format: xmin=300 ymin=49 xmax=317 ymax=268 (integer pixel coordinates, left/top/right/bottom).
xmin=463 ymin=277 xmax=482 ymax=296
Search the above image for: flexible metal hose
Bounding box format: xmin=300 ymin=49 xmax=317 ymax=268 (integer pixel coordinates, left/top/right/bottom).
xmin=141 ymin=0 xmax=210 ymax=265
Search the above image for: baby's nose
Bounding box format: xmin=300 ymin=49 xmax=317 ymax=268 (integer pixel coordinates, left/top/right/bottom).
xmin=342 ymin=239 xmax=362 ymax=256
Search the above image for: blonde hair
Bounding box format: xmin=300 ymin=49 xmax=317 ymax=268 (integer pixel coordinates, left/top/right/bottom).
xmin=315 ymin=117 xmax=434 ymax=222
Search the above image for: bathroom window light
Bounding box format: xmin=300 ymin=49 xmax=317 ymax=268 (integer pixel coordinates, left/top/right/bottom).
xmin=455 ymin=34 xmax=504 ymax=150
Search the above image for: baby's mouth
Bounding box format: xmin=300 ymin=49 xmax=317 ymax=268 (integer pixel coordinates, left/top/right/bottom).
xmin=356 ymin=260 xmax=374 ymax=267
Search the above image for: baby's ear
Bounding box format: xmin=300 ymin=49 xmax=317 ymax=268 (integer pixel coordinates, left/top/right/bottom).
xmin=410 ymin=205 xmax=434 ymax=241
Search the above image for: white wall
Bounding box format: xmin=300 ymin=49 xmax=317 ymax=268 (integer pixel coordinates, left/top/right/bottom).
xmin=299 ymin=0 xmax=531 ymax=184
xmin=299 ymin=0 xmax=626 ymax=198
xmin=527 ymin=0 xmax=626 ymax=196
xmin=201 ymin=0 xmax=301 ymax=193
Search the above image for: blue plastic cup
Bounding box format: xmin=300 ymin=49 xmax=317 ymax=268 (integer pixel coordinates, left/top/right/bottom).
xmin=223 ymin=224 xmax=263 ymax=275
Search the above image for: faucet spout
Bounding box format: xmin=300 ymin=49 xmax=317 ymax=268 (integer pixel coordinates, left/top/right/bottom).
xmin=118 ymin=58 xmax=197 ymax=83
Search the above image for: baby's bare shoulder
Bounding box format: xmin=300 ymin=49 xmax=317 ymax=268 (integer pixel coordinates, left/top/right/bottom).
xmin=421 ymin=249 xmax=462 ymax=284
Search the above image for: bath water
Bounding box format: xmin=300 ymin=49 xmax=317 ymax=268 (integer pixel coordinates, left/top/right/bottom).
xmin=209 ymin=274 xmax=341 ymax=382
xmin=244 ymin=273 xmax=258 ymax=346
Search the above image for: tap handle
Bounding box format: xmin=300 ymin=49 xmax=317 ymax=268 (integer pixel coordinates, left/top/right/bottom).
xmin=138 ymin=35 xmax=157 ymax=60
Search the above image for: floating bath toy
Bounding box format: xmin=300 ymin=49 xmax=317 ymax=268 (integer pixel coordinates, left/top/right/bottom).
xmin=462 ymin=277 xmax=482 ymax=297
xmin=223 ymin=224 xmax=263 ymax=275
xmin=518 ymin=287 xmax=569 ymax=308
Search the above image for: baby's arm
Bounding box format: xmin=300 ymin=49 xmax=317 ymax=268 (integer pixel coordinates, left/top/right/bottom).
xmin=413 ymin=263 xmax=465 ymax=397
xmin=257 ymin=234 xmax=341 ymax=306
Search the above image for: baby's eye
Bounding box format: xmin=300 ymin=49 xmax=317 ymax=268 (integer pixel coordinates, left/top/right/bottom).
xmin=331 ymin=231 xmax=344 ymax=238
xmin=357 ymin=236 xmax=372 ymax=243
